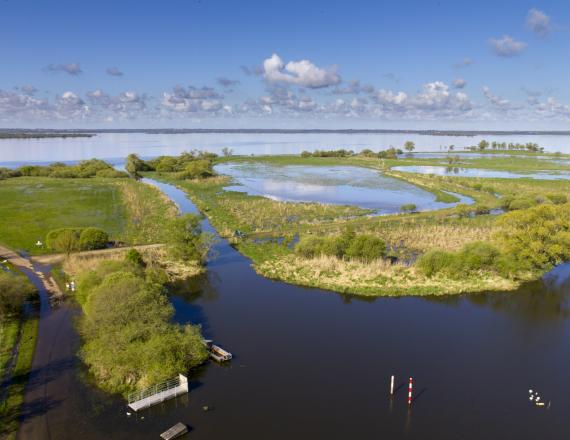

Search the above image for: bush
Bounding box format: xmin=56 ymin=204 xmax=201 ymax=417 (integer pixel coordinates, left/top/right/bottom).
xmin=473 ymin=204 xmax=490 ymax=215
xmin=345 ymin=235 xmax=386 ymax=262
xmin=176 ymin=160 xmax=214 ymax=180
xmin=400 ymin=203 xmax=417 ymax=213
xmin=546 ymin=193 xmax=568 ymax=205
xmin=295 ymin=236 xmax=325 ymax=258
xmin=125 ymin=249 xmax=145 ymax=267
xmin=46 ymin=228 xmax=83 ymax=254
xmin=496 ymin=203 xmax=570 ymax=270
xmin=417 ymin=242 xmax=501 ymax=278
xmin=79 ymin=228 xmax=109 ymax=251
xmin=0 ymin=271 xmax=36 ymax=319
xmin=457 ymin=241 xmax=500 ymax=272
xmin=416 ymin=249 xmax=455 ymax=277
xmin=455 ymin=203 xmax=473 ymax=218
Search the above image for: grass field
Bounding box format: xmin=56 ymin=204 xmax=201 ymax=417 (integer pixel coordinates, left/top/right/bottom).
xmin=0 ymin=177 xmax=177 ymax=254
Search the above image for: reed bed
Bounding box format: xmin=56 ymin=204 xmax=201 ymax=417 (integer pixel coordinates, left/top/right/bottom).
xmin=256 ymin=254 xmax=520 ymax=296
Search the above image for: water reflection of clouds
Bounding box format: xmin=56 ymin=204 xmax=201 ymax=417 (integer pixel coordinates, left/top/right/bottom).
xmin=393 ymin=165 xmax=570 ymax=180
xmin=216 ymin=163 xmax=472 ymax=213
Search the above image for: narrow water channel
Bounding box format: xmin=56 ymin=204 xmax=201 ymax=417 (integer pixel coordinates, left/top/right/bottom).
xmin=20 ymin=179 xmax=570 ymax=439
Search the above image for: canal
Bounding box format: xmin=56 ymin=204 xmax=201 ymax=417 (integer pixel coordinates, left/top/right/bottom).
xmin=18 ymin=178 xmax=570 ymax=439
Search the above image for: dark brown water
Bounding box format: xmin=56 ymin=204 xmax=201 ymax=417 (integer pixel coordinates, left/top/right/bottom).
xmin=22 ymin=180 xmax=570 ymax=439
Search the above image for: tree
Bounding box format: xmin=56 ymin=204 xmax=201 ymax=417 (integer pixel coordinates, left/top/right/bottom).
xmin=400 ymin=203 xmax=417 ymax=213
xmin=404 ymin=141 xmax=415 ymax=153
xmin=495 ymin=204 xmax=570 ymax=270
xmin=0 ymin=272 xmax=35 ymax=319
xmin=177 ymin=160 xmax=214 ymax=180
xmin=166 ymin=214 xmax=214 ymax=263
xmin=46 ymin=228 xmax=82 ymax=254
xmin=478 ymin=140 xmax=490 ymax=151
xmin=79 ymin=228 xmax=109 ymax=250
xmin=125 ymin=153 xmax=151 ymax=178
xmin=222 ymin=147 xmax=233 ymax=157
xmin=344 ymin=235 xmax=386 ymax=262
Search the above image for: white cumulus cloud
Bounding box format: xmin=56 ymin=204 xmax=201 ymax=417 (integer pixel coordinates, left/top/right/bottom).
xmin=526 ymin=9 xmax=551 ymax=37
xmin=262 ymin=53 xmax=341 ymax=88
xmin=489 ymin=35 xmax=527 ymax=57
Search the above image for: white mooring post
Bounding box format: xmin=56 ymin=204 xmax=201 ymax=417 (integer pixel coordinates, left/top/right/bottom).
xmin=390 ymin=375 xmax=395 ymax=396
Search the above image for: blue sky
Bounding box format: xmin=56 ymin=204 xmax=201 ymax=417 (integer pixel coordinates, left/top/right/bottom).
xmin=0 ymin=0 xmax=568 ymax=128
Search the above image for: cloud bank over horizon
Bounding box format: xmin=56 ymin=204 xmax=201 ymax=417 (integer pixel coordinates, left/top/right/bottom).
xmin=0 ymin=4 xmax=568 ymax=128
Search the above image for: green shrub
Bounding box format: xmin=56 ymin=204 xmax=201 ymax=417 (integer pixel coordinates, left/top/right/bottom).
xmin=457 ymin=241 xmax=500 ymax=272
xmin=400 ymin=203 xmax=417 ymax=213
xmin=176 ymin=160 xmax=214 ymax=180
xmin=79 ymin=227 xmax=109 ymax=251
xmin=496 ymin=203 xmax=570 ymax=270
xmin=295 ymin=236 xmax=325 ymax=258
xmin=320 ymin=236 xmax=348 ymax=258
xmin=455 ymin=203 xmax=473 ymax=218
xmin=46 ymin=228 xmax=82 ymax=253
xmin=0 ymin=271 xmax=36 ymax=319
xmin=503 ymin=196 xmax=539 ymax=211
xmin=417 ymin=242 xmax=501 ymax=278
xmin=546 ymin=193 xmax=568 ymax=205
xmin=473 ymin=204 xmax=490 ymax=215
xmin=125 ymin=249 xmax=145 ymax=267
xmin=416 ymin=249 xmax=454 ymax=277
xmin=345 ymin=235 xmax=386 ymax=262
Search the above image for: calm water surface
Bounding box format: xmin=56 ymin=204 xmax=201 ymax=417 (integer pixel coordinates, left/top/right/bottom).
xmin=393 ymin=165 xmax=570 ymax=180
xmin=2 ymin=132 xmax=570 ymax=167
xmin=32 ymin=179 xmax=570 ymax=440
xmin=215 ymin=163 xmax=471 ymax=213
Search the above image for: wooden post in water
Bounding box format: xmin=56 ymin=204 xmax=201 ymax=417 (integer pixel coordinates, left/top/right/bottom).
xmin=407 ymin=377 xmax=413 ymax=405
xmin=390 ymin=375 xmax=395 ymax=396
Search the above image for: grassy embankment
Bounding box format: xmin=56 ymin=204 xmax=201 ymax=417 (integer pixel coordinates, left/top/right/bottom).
xmin=153 ymin=152 xmax=569 ymax=296
xmin=0 ymin=268 xmax=38 ymax=440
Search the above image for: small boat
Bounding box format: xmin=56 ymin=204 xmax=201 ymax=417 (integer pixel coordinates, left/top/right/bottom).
xmin=160 ymin=422 xmax=188 ymax=440
xmin=202 ymin=339 xmax=232 ymax=362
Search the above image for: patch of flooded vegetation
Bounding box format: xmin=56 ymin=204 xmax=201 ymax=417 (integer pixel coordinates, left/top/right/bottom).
xmin=214 ymin=163 xmax=471 ymax=214
xmin=392 ymin=165 xmax=570 ymax=180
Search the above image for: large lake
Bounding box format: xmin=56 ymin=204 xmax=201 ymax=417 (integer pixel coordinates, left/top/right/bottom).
xmin=2 ymin=132 xmax=570 ymax=167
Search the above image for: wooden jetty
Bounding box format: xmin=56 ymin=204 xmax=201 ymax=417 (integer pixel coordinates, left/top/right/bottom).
xmin=127 ymin=374 xmax=189 ymax=412
xmin=160 ymin=422 xmax=188 ymax=440
xmin=202 ymin=339 xmax=232 ymax=362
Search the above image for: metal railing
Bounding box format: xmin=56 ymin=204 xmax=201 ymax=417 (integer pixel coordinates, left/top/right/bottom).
xmin=127 ymin=374 xmax=188 ymax=406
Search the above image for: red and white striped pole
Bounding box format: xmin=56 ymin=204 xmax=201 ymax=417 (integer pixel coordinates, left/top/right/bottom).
xmin=407 ymin=377 xmax=413 ymax=405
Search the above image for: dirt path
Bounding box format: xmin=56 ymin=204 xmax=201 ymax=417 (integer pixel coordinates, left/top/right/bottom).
xmin=30 ymin=243 xmax=164 ymax=265
xmin=0 ymin=246 xmax=62 ymax=297
xmin=0 ymin=245 xmax=76 ymax=440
